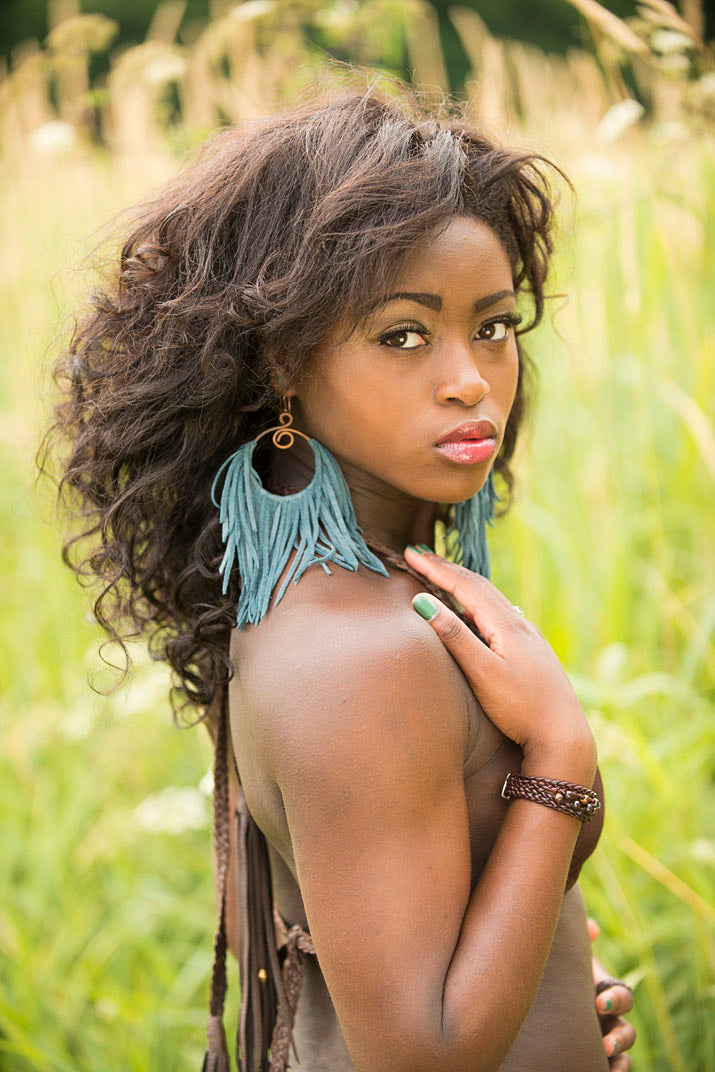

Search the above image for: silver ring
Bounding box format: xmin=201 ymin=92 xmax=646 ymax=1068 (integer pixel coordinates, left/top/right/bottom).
xmin=512 ymin=605 xmax=525 ymax=616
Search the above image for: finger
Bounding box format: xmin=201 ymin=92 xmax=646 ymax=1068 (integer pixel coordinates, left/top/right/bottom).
xmin=609 ymin=1055 xmax=631 ymax=1071
xmin=587 ymin=918 xmax=600 ymax=943
xmin=405 ymin=547 xmax=512 ymax=609
xmin=411 ymin=592 xmax=493 ymax=685
xmin=404 ymin=548 xmax=517 ymax=621
xmin=598 ymin=985 xmax=634 ymax=1017
xmin=602 ymin=1018 xmax=637 ymax=1059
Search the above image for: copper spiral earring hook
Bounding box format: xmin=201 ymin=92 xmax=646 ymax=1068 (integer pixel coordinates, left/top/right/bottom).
xmin=253 ymin=397 xmax=309 ymax=451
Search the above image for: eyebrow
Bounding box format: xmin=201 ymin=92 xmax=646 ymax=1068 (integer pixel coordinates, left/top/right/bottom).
xmin=374 ymin=289 xmax=516 ymax=314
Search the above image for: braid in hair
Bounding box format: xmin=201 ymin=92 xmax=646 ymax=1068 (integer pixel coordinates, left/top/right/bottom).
xmin=364 ymin=537 xmax=479 ymax=634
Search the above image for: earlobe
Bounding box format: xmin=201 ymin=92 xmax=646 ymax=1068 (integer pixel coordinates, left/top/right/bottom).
xmin=268 ymin=359 xmax=296 ymax=398
xmin=269 ymin=374 xmax=294 ymax=396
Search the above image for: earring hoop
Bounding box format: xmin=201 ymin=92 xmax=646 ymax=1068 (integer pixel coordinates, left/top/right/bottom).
xmin=212 ymin=407 xmax=388 ymax=628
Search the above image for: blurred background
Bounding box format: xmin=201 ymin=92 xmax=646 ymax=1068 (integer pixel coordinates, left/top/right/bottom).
xmin=1 ymin=1 xmax=713 ymax=1069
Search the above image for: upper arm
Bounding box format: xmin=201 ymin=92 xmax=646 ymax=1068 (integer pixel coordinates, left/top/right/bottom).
xmin=260 ymin=608 xmax=473 ymax=1071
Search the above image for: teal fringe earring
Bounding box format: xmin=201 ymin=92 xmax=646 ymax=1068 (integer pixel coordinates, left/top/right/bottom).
xmin=211 ymin=404 xmax=389 ymax=629
xmin=445 ymin=471 xmax=498 ymax=579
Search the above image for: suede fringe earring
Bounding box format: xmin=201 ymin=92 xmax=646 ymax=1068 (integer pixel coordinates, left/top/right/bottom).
xmin=212 ymin=401 xmax=389 ymax=629
xmin=446 ymin=471 xmax=498 ymax=579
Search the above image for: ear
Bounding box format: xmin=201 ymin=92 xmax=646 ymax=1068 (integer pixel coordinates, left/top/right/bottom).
xmin=268 ymin=361 xmax=296 ymax=399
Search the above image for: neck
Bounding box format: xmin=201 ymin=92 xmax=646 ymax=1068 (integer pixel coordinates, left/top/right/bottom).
xmin=270 ymin=438 xmax=439 ymax=554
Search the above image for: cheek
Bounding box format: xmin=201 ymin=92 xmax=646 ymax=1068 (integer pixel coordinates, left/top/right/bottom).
xmin=500 ymin=354 xmax=521 ymax=430
xmin=296 ymin=356 xmax=371 ymax=438
xmin=508 ymin=355 xmax=520 ymax=404
xmin=491 ymin=349 xmax=519 ymax=408
xmin=300 ymin=347 xmax=395 ymax=428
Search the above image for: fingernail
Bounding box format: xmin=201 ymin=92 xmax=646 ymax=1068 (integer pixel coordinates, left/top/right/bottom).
xmin=610 ymin=1039 xmax=620 ymax=1056
xmin=413 ymin=594 xmax=438 ymax=621
xmin=417 ymin=543 xmax=432 ymax=553
xmin=602 ymin=997 xmax=613 ymax=1012
xmin=406 ymin=545 xmax=423 ymax=554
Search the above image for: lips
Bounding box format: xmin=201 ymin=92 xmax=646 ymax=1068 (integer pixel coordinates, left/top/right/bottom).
xmin=435 ymin=420 xmax=498 ymax=465
xmin=436 ymin=419 xmax=498 ymax=446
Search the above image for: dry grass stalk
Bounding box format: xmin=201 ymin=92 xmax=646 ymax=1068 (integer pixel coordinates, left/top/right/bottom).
xmin=474 ymin=35 xmax=511 ymax=132
xmin=48 ymin=0 xmax=80 ymax=31
xmin=637 ymin=0 xmax=701 ymax=42
xmin=2 ymin=0 xmax=713 ymax=164
xmin=47 ymin=15 xmax=117 ymax=132
xmin=617 ymin=832 xmax=715 ymax=921
xmin=2 ymin=41 xmax=54 ymax=134
xmin=679 ymin=0 xmax=705 ymax=41
xmin=589 ymin=24 xmax=632 ymax=101
xmin=451 ymin=4 xmax=630 ymax=133
xmin=147 ymin=1 xmax=188 ymax=44
xmin=448 ymin=6 xmax=489 ymax=79
xmin=562 ymin=0 xmax=652 ymax=57
xmin=403 ymin=0 xmax=449 ymax=100
xmin=565 ymin=47 xmax=612 ymax=126
xmin=504 ymin=41 xmax=549 ymax=130
xmin=106 ymin=41 xmax=181 ymax=154
xmin=448 ymin=7 xmax=511 ymax=130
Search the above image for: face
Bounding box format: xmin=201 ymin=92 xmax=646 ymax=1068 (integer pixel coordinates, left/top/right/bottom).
xmin=293 ymin=216 xmax=520 ymax=506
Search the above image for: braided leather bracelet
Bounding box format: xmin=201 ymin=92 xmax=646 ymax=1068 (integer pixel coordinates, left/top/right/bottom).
xmin=501 ymin=773 xmax=601 ymax=823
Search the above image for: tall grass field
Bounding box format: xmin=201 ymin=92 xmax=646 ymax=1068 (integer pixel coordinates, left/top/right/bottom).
xmin=1 ymin=2 xmax=714 ymax=1069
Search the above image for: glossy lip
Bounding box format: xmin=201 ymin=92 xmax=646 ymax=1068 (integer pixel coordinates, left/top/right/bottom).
xmin=435 ymin=419 xmax=498 ymax=445
xmin=435 ymin=438 xmax=497 ymax=465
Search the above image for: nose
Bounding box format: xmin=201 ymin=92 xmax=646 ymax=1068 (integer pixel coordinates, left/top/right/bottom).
xmin=434 ymin=341 xmax=489 ymax=407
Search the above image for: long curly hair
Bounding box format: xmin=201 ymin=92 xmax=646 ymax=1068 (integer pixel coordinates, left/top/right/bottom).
xmin=43 ymin=86 xmax=564 ymax=715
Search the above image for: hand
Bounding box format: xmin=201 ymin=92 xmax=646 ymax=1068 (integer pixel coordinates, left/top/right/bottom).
xmin=404 ymin=548 xmax=596 ymax=774
xmin=588 ymin=918 xmax=636 ymax=1070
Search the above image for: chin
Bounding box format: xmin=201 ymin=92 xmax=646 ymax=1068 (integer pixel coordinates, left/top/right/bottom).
xmin=408 ymin=471 xmax=492 ymax=506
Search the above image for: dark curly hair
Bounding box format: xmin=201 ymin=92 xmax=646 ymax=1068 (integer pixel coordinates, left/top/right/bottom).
xmin=43 ymin=85 xmax=564 ymax=715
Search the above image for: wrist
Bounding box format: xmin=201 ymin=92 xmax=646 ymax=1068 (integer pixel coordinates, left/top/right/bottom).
xmin=521 ymin=734 xmax=597 ymax=787
xmin=502 ymin=772 xmax=601 ymax=822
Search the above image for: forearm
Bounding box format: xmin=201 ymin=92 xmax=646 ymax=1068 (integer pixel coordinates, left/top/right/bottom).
xmin=436 ymin=748 xmax=597 ymax=1072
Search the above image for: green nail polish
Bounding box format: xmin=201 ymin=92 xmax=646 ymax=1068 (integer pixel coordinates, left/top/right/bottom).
xmin=417 ymin=543 xmax=432 ymax=553
xmin=603 ymin=997 xmax=613 ymax=1012
xmin=406 ymin=544 xmax=423 ymax=554
xmin=611 ymin=1040 xmax=620 ymax=1056
xmin=413 ymin=594 xmax=438 ymax=621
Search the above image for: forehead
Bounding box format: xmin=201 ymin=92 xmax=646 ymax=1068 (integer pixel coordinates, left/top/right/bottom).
xmin=394 ymin=216 xmax=513 ymax=289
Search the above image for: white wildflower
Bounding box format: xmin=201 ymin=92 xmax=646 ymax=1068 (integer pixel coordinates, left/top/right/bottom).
xmin=134 ymin=785 xmax=209 ymax=834
xmin=198 ymin=768 xmax=214 ymax=797
xmin=595 ymin=642 xmax=629 ymax=683
xmin=696 ymin=71 xmax=715 ymax=103
xmin=576 ymin=153 xmax=619 ymax=182
xmin=60 ymin=704 xmax=97 ymax=740
xmin=143 ymin=54 xmax=188 ymax=86
xmin=649 ymin=29 xmax=693 ymax=55
xmin=690 ymin=839 xmax=715 ymax=864
xmin=95 ymin=998 xmax=119 ymax=1021
xmin=29 ymin=121 xmax=77 ymax=156
xmin=230 ymin=1 xmax=275 ymax=22
xmin=596 ymin=99 xmax=645 ymax=142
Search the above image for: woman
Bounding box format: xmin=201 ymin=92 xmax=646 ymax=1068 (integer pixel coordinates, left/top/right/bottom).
xmin=50 ymin=88 xmax=635 ymax=1070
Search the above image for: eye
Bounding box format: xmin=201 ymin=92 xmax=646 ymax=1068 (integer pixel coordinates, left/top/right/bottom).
xmin=379 ymin=324 xmax=430 ymax=350
xmin=477 ymin=313 xmax=522 ymax=342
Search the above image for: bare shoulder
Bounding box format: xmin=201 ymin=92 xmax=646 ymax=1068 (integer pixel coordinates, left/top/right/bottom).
xmin=231 ymin=564 xmax=473 ymax=776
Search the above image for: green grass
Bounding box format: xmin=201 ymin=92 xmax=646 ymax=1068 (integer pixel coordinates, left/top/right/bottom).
xmin=492 ymin=133 xmax=715 ymax=1071
xmin=1 ymin=130 xmax=713 ymax=1070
